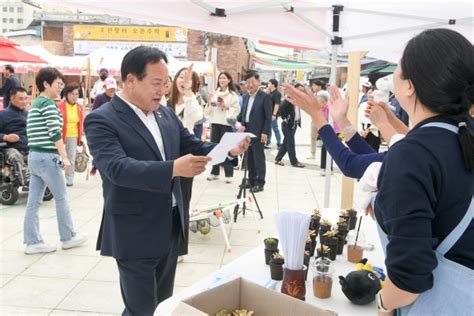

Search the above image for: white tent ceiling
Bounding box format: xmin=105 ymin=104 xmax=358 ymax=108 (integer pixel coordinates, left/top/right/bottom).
xmin=38 ymin=0 xmax=473 ymax=62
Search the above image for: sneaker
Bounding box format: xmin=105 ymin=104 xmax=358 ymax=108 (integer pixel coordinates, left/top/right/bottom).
xmin=66 ymin=183 xmax=73 ymax=187
xmin=90 ymin=167 xmax=97 ymax=176
xmin=62 ymin=233 xmax=88 ymax=250
xmin=225 ymin=177 xmax=233 ymax=184
xmin=207 ymin=174 xmax=219 ymax=181
xmin=307 ymin=154 xmax=315 ymax=160
xmin=25 ymin=242 xmax=56 ymax=255
xmin=264 ymin=145 xmax=271 ymax=149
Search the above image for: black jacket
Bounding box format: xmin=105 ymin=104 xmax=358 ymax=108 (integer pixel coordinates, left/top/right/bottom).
xmin=84 ymin=95 xmax=217 ymax=259
xmin=0 ymin=75 xmax=21 ymax=108
xmin=279 ymin=99 xmax=300 ymax=129
xmin=237 ymin=89 xmax=272 ymax=137
xmin=0 ymin=104 xmax=28 ymax=152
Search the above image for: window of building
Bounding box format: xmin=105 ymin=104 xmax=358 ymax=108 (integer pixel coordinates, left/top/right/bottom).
xmin=17 ymin=7 xmax=23 ymax=13
xmin=2 ymin=7 xmax=7 ymax=12
xmin=9 ymin=18 xmax=14 ymax=23
xmin=9 ymin=7 xmax=14 ymax=12
xmin=17 ymin=18 xmax=23 ymax=24
xmin=2 ymin=18 xmax=7 ymax=23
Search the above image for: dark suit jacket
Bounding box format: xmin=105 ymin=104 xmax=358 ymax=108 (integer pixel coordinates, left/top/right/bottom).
xmin=279 ymin=99 xmax=301 ymax=129
xmin=237 ymin=89 xmax=272 ymax=137
xmin=84 ymin=95 xmax=215 ymax=260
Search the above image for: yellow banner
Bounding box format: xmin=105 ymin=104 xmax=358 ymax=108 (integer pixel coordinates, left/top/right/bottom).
xmin=73 ymin=25 xmax=187 ymax=42
xmin=296 ymin=71 xmax=305 ymax=81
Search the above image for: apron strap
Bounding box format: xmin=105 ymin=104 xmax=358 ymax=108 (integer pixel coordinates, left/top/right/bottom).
xmin=436 ymin=197 xmax=474 ymax=255
xmin=421 ymin=121 xmax=471 ymax=255
xmin=421 ymin=122 xmax=459 ymax=134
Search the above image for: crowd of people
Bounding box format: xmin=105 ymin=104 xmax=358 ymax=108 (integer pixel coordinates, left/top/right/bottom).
xmin=0 ymin=27 xmax=472 ymax=316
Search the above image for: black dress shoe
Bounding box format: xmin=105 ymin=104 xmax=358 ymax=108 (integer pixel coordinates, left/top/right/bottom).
xmin=240 ymin=183 xmax=251 ymax=189
xmin=250 ymin=185 xmax=264 ymax=193
xmin=275 ymin=160 xmax=284 ymax=166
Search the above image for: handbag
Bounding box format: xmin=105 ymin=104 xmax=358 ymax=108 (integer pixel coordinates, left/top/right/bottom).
xmin=75 ymin=144 xmax=90 ymax=173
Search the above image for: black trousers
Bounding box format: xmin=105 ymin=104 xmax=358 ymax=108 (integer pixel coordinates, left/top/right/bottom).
xmin=179 ymin=176 xmax=193 ymax=256
xmin=365 ymin=131 xmax=381 ymax=152
xmin=116 ymin=207 xmax=180 ymax=316
xmin=247 ymin=139 xmax=266 ymax=187
xmin=210 ymin=123 xmax=234 ymax=177
xmin=320 ymin=145 xmax=334 ymax=170
xmin=275 ymin=123 xmax=298 ymax=165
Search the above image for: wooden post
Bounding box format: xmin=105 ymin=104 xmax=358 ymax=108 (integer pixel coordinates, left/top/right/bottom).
xmin=85 ymin=57 xmax=92 ymax=110
xmin=341 ymin=51 xmax=367 ymax=209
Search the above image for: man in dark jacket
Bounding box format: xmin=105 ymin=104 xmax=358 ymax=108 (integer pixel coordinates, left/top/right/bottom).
xmin=237 ymin=70 xmax=272 ymax=192
xmin=0 ymin=65 xmax=21 ymax=108
xmin=85 ymin=46 xmax=248 ymax=316
xmin=0 ymin=87 xmax=29 ymax=182
xmin=274 ymin=84 xmax=305 ymax=168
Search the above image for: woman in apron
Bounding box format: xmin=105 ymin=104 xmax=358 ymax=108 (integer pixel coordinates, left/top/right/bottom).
xmin=283 ymin=28 xmax=473 ymax=315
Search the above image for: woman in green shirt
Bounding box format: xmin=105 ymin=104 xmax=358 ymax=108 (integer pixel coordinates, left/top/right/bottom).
xmin=24 ymin=67 xmax=87 ymax=254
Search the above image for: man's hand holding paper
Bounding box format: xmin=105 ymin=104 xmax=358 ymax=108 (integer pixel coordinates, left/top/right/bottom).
xmin=207 ymin=132 xmax=254 ymax=165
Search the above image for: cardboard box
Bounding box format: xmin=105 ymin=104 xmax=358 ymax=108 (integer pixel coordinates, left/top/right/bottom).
xmin=173 ymin=277 xmax=337 ymax=315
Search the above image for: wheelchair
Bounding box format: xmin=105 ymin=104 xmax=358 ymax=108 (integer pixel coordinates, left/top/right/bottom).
xmin=0 ymin=143 xmax=53 ymax=205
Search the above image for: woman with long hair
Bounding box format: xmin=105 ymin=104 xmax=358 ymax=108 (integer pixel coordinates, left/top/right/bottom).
xmin=285 ymin=28 xmax=473 ymax=315
xmin=204 ymin=72 xmax=240 ymax=183
xmin=24 ymin=67 xmax=87 ymax=254
xmin=58 ymin=83 xmax=84 ymax=186
xmin=168 ymin=65 xmax=203 ymax=260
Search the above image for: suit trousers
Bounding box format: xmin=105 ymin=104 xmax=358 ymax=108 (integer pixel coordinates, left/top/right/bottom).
xmin=275 ymin=123 xmax=298 ymax=165
xmin=116 ymin=207 xmax=180 ymax=316
xmin=247 ymin=139 xmax=266 ymax=187
xmin=179 ymin=176 xmax=193 ymax=256
xmin=210 ymin=123 xmax=234 ymax=177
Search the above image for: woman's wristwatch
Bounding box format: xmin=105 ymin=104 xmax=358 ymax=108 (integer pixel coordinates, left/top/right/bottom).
xmin=376 ymin=291 xmax=394 ymax=313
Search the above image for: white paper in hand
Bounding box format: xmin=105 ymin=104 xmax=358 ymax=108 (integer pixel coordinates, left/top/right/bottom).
xmin=207 ymin=132 xmax=255 ymax=166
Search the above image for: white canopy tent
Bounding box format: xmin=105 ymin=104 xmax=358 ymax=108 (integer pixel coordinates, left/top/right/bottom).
xmin=38 ymin=0 xmax=473 ymax=207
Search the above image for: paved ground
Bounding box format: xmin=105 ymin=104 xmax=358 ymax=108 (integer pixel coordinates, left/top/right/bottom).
xmin=0 ymin=112 xmax=364 ymax=315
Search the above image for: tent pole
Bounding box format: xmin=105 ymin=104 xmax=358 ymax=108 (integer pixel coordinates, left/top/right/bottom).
xmin=323 ymin=5 xmax=343 ymax=208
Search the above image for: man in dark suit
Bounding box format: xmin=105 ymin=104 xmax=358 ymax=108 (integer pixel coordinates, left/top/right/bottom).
xmin=237 ymin=71 xmax=272 ymax=192
xmin=84 ymin=46 xmax=248 ymax=316
xmin=275 ymin=83 xmax=305 ymax=168
xmin=0 ymin=65 xmax=21 ymax=108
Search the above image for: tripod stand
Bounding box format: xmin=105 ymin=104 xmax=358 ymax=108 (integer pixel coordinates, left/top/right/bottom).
xmin=233 ymin=151 xmax=264 ymax=223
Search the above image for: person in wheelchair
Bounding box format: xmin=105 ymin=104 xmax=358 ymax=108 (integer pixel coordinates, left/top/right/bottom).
xmin=0 ymin=87 xmax=29 ymax=184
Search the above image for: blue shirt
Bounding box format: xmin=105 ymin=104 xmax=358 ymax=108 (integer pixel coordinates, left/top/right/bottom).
xmin=318 ymin=124 xmax=386 ymax=179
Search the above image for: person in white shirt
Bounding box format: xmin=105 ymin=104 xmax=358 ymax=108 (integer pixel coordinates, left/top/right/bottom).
xmin=204 ymin=72 xmax=240 ymax=183
xmin=91 ymin=68 xmax=109 ymax=100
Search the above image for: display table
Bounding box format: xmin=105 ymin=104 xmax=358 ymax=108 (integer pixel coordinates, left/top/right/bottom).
xmin=156 ymin=209 xmax=386 ymax=315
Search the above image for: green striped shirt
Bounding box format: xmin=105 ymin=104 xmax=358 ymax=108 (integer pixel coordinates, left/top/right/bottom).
xmin=27 ymin=96 xmax=63 ymax=154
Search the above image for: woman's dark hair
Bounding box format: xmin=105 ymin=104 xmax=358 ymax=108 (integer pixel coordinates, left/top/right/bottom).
xmin=168 ymin=67 xmax=200 ymax=110
xmin=35 ymin=67 xmax=64 ymax=92
xmin=63 ymin=83 xmax=80 ymax=103
xmin=400 ymin=28 xmax=474 ymax=173
xmin=121 ymin=46 xmax=168 ymax=82
xmin=216 ymin=72 xmax=236 ymax=94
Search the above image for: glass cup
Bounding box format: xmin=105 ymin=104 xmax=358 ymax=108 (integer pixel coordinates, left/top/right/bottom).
xmin=312 ymin=258 xmax=334 ymax=299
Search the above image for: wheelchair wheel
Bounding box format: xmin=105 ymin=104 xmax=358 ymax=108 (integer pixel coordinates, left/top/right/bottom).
xmin=43 ymin=187 xmax=54 ymax=201
xmin=0 ymin=186 xmax=19 ymax=205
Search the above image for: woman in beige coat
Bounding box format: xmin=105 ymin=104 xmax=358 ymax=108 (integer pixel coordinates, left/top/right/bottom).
xmin=205 ymin=72 xmax=240 ymax=183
